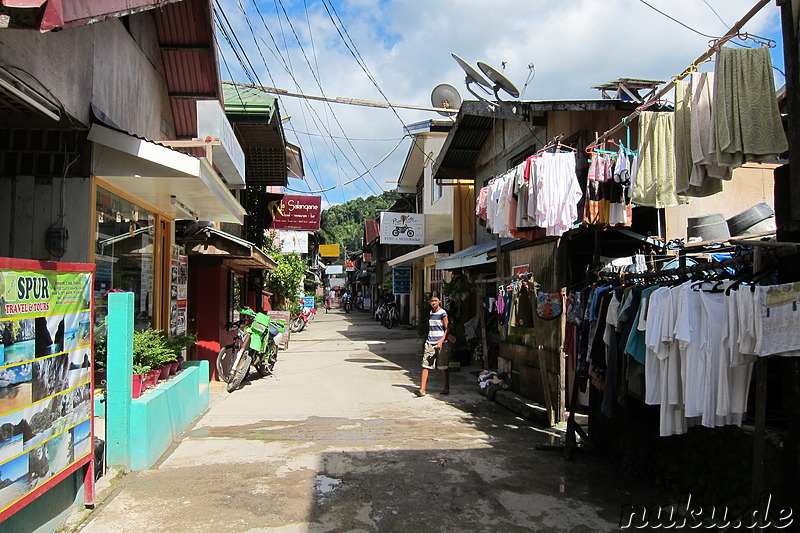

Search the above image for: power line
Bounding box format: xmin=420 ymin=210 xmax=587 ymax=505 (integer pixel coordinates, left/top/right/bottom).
xmin=636 ymin=0 xmax=720 ymax=39
xmin=701 ymin=0 xmax=728 ymax=28
xmin=286 ymin=135 xmax=410 ymax=194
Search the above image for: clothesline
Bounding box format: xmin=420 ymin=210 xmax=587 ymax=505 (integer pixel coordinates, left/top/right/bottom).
xmin=597 ymin=241 xmax=800 ymax=282
xmin=590 ymin=0 xmax=771 ymax=148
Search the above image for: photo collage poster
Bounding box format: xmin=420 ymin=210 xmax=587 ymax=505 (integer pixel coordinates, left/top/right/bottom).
xmin=0 ymin=266 xmax=93 ymax=515
xmin=169 ymin=253 xmax=187 ymax=335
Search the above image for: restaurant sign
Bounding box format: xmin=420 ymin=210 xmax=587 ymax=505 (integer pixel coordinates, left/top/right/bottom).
xmin=270 ymin=195 xmax=322 ymax=231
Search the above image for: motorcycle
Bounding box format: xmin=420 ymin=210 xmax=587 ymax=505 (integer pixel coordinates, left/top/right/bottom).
xmin=290 ymin=306 xmax=316 ymax=332
xmin=219 ymin=308 xmax=286 ymax=393
xmin=343 ymin=294 xmax=352 ymax=313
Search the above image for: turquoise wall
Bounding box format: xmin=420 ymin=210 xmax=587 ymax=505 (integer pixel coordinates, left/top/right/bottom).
xmin=130 ymin=361 xmax=209 ymax=470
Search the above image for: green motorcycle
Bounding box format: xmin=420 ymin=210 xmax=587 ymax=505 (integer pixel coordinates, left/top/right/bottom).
xmin=217 ymin=308 xmax=286 ymax=393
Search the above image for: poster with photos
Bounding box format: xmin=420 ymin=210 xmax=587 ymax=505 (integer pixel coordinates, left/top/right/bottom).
xmin=0 ymin=260 xmax=94 ymax=518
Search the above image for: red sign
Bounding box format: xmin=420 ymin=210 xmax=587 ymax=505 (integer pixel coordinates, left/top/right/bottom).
xmin=346 ymin=261 xmax=355 ymax=272
xmin=270 ymin=195 xmax=321 ymax=231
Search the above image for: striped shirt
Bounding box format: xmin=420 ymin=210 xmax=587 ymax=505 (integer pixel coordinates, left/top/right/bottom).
xmin=427 ymin=309 xmax=448 ymax=344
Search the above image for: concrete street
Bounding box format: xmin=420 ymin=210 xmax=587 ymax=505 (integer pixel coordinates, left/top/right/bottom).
xmin=76 ymin=310 xmax=661 ymax=532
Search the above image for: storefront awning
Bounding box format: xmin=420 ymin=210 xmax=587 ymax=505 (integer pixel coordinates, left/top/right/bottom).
xmin=435 ymin=238 xmax=515 ymax=270
xmin=181 ymin=227 xmax=277 ymax=270
xmin=387 ymin=245 xmax=438 ymax=268
xmin=88 ymin=124 xmax=247 ymax=224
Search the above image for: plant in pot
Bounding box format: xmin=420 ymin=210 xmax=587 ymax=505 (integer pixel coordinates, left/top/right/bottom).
xmin=165 ymin=332 xmax=196 ymax=375
xmin=132 ymin=364 xmax=150 ymax=399
xmin=133 ymin=329 xmax=175 ymax=382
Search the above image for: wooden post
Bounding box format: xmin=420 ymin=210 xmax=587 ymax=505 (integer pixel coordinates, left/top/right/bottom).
xmin=479 ymin=302 xmax=489 ymax=369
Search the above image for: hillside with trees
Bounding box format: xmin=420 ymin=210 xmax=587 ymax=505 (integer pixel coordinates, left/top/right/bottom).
xmin=318 ymin=191 xmax=400 ymax=254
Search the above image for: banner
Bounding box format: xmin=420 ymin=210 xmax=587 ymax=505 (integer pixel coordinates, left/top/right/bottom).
xmin=327 ymin=276 xmax=345 ymax=286
xmin=392 ymin=267 xmax=412 ymax=295
xmin=270 ymin=195 xmax=321 ymax=231
xmin=300 ymin=296 xmax=315 ymax=309
xmin=0 ymin=259 xmax=95 ymax=520
xmin=319 ymin=244 xmax=340 ymax=258
xmin=380 ymin=212 xmax=424 ymax=245
xmin=278 ymin=231 xmax=309 ymax=254
xmin=325 ymin=265 xmax=343 ymax=275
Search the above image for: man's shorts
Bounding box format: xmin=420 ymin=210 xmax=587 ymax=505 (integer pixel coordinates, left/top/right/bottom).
xmin=422 ymin=342 xmax=450 ymax=370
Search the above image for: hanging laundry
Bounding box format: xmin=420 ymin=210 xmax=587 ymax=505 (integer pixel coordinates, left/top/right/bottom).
xmin=689 ymin=72 xmax=731 ymax=184
xmin=674 ymin=80 xmax=723 ymax=197
xmin=714 ymin=46 xmax=788 ymax=167
xmin=633 ymin=111 xmax=680 ymax=208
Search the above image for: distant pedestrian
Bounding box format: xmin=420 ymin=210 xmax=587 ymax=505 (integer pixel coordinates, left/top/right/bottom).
xmin=415 ymin=294 xmax=449 ymax=396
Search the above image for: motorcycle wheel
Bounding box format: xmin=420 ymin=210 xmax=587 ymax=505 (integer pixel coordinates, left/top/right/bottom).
xmin=290 ymin=317 xmax=304 ymax=332
xmin=216 ymin=345 xmax=234 ymax=382
xmin=255 ymin=352 xmax=270 ymax=376
xmin=226 ymin=351 xmax=251 ymax=393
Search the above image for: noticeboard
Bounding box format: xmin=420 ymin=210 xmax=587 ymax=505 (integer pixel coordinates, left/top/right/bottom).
xmin=392 ymin=267 xmax=412 ymax=295
xmin=0 ymin=258 xmax=95 ymax=520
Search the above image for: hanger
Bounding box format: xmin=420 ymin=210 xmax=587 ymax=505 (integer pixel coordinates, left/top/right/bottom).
xmin=635 ymin=99 xmax=673 ymax=114
xmin=710 ymin=32 xmax=776 ymax=52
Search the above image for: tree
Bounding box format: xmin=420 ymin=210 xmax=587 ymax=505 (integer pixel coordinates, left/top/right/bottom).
xmin=263 ymin=234 xmax=307 ymax=309
xmin=318 ymin=190 xmax=401 ymax=252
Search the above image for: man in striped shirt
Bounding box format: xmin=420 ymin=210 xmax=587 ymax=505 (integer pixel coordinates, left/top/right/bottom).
xmin=415 ymin=295 xmax=450 ymax=397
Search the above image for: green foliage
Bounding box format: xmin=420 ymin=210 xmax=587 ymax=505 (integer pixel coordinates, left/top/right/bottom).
xmin=133 ymin=329 xmax=176 ymax=368
xmin=318 ymin=190 xmax=401 ymax=252
xmin=94 ymin=318 xmax=107 ymax=372
xmin=262 ymin=239 xmax=307 ymax=306
xmin=164 ymin=332 xmax=197 ymax=356
xmin=132 ymin=364 xmax=151 ymax=376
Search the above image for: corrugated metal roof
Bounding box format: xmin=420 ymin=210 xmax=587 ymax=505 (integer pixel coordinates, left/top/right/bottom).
xmin=221 ymin=83 xmax=289 ymax=187
xmin=223 ymin=83 xmax=278 ymax=119
xmin=153 ymin=0 xmax=221 ymax=139
xmin=364 ymin=218 xmax=379 ymax=244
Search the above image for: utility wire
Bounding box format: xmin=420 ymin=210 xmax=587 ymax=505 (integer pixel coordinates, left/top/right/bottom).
xmin=636 ymin=0 xmax=720 ymax=39
xmin=285 ymin=134 xmax=409 ymax=194
xmin=240 ymin=1 xmax=381 ymax=196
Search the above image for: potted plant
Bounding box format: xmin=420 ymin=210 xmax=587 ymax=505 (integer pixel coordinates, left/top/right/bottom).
xmin=133 ymin=329 xmax=175 ymax=381
xmin=132 ymin=364 xmax=150 ymax=399
xmin=165 ymin=332 xmax=197 ymax=374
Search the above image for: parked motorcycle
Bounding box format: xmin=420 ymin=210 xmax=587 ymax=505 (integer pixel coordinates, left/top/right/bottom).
xmin=218 ymin=308 xmax=286 ymax=393
xmin=290 ymin=305 xmax=316 ymax=332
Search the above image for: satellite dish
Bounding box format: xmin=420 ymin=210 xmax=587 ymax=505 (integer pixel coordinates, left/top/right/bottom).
xmin=431 ymin=84 xmax=462 ymax=116
xmin=451 ymin=53 xmax=492 ymax=90
xmin=477 ymin=61 xmax=520 ymax=100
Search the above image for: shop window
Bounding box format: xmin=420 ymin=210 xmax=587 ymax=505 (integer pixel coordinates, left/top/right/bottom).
xmin=95 ymin=187 xmax=156 ymax=331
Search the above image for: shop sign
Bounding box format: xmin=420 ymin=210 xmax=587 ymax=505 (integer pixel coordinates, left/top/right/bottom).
xmin=392 ymin=267 xmax=412 ymax=295
xmin=363 ymin=253 xmax=372 ymax=263
xmin=512 ymin=264 xmax=530 ymax=278
xmin=301 ymin=296 xmax=315 ymax=309
xmin=319 ymin=244 xmax=340 ymax=257
xmin=279 ymin=231 xmax=309 ymax=254
xmin=379 ymin=212 xmax=424 ymax=245
xmin=325 ymin=265 xmax=343 ymax=275
xmin=270 ymin=195 xmax=322 ymax=231
xmin=328 ymin=276 xmax=345 ymax=285
xmin=0 ymin=259 xmax=95 ymax=521
xmin=346 ymin=261 xmax=355 ymax=272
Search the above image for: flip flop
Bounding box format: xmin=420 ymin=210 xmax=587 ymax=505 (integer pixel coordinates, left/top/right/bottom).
xmin=414 ymin=389 xmax=426 ymax=397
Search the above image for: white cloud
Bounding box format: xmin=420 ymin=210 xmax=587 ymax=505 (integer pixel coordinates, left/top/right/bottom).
xmin=218 ymin=0 xmax=783 ymax=204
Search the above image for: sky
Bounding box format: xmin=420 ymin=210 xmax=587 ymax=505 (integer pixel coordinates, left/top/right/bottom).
xmin=215 ymin=0 xmax=784 ymax=208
